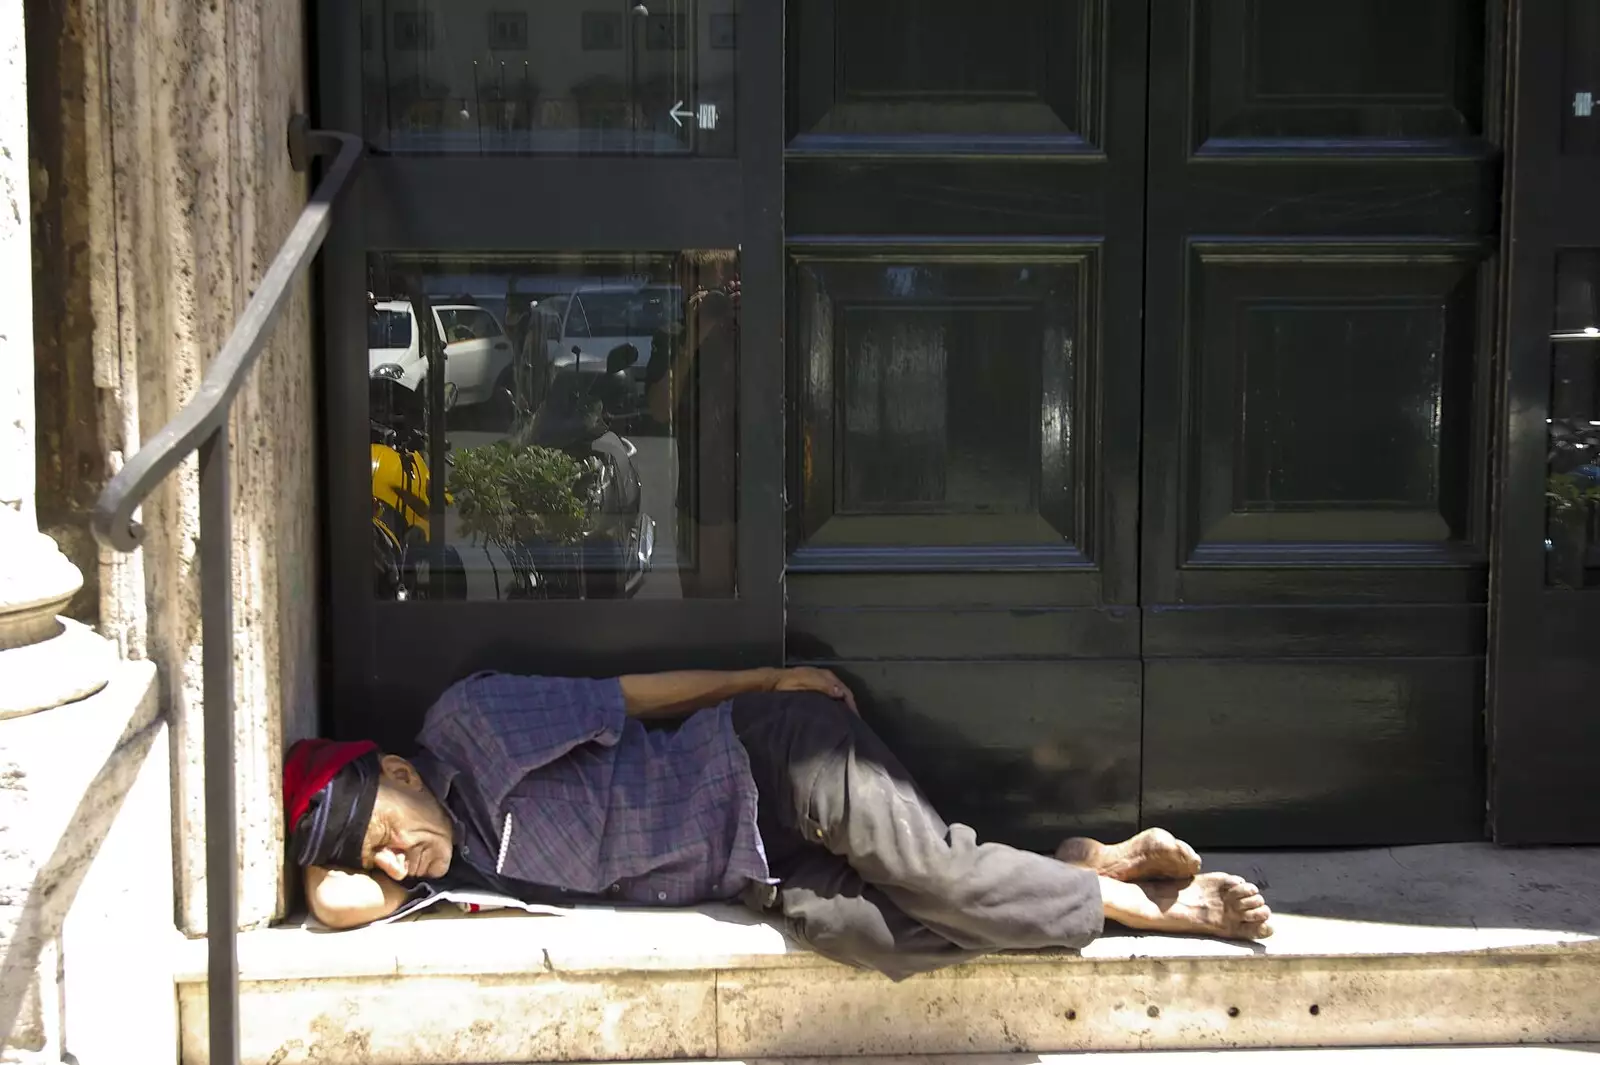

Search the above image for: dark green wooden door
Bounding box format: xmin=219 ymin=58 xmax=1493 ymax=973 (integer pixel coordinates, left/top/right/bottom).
xmin=1140 ymin=0 xmax=1499 ymax=845
xmin=786 ymin=0 xmax=1501 ymax=848
xmin=784 ymin=0 xmax=1151 ymax=848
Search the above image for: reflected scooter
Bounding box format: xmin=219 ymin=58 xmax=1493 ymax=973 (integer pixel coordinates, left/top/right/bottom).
xmin=370 ymin=374 xmax=467 ymax=600
xmin=507 ymin=342 xmax=656 ymax=599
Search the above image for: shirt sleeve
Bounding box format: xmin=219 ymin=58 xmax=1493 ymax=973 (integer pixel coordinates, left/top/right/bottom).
xmin=417 ymin=673 xmax=627 ymax=811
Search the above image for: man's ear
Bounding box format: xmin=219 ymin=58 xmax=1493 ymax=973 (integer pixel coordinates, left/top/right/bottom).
xmin=379 ymin=754 xmax=424 ymax=791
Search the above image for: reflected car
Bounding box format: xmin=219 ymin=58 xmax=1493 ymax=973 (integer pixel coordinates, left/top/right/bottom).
xmin=525 ymin=285 xmax=681 ymax=397
xmin=368 ymin=299 xmax=515 ymax=411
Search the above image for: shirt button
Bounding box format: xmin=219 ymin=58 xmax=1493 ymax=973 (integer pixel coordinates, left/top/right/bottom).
xmin=657 ymin=891 xmax=667 ymax=901
xmin=609 ymin=884 xmax=620 ymax=893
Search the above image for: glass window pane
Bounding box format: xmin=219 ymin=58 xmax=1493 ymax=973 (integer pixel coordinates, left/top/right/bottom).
xmin=367 ymin=251 xmax=739 ymax=600
xmin=1548 ymin=251 xmax=1600 ymax=590
xmin=361 ymin=1 xmax=739 ymax=156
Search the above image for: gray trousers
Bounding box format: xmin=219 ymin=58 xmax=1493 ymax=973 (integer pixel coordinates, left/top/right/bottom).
xmin=730 ymin=691 xmax=1104 ymax=981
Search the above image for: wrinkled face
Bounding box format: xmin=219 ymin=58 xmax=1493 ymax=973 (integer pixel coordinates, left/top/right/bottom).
xmin=360 ymin=755 xmax=455 ymax=882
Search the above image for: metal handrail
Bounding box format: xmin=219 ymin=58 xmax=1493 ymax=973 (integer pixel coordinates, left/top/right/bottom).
xmin=90 ymin=117 xmax=362 ymax=1065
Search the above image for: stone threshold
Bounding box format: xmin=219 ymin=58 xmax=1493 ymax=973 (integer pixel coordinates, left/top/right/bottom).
xmin=174 ymin=844 xmax=1600 ymax=1064
xmin=546 ymin=1052 xmax=1600 ymax=1064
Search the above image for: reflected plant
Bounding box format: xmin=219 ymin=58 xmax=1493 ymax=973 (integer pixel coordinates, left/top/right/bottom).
xmin=449 ymin=441 xmax=590 ymax=551
xmin=1546 ymin=471 xmax=1600 ymax=514
xmin=1546 ymin=470 xmax=1600 ymax=590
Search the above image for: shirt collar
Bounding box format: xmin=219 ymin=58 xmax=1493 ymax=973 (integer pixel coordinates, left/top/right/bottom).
xmin=410 ymin=749 xmax=471 ymax=843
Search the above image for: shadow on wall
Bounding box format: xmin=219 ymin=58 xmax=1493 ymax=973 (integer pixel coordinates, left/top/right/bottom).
xmin=0 ymin=675 xmax=163 ymax=1054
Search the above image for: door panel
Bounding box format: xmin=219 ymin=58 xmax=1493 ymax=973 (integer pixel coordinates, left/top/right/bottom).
xmin=789 ymin=0 xmax=1101 ymax=151
xmin=1193 ymin=0 xmax=1484 ymax=145
xmin=1143 ymin=658 xmax=1485 ymax=844
xmin=785 ymin=0 xmax=1148 ymax=840
xmin=847 ymin=661 xmax=1142 ymax=850
xmin=789 ymin=250 xmax=1096 ymax=565
xmin=321 ymin=0 xmax=786 ymax=754
xmin=1141 ymin=0 xmax=1501 ymax=843
xmin=1180 ymin=244 xmax=1482 ymax=554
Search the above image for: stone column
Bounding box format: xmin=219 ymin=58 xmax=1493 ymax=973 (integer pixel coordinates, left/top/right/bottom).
xmin=0 ymin=0 xmax=111 ymax=719
xmin=0 ymin=0 xmax=117 ymax=1058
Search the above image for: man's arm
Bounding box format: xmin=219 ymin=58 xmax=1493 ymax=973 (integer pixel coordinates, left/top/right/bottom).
xmin=619 ymin=667 xmax=857 ymax=719
xmin=304 ymin=866 xmax=409 ymax=929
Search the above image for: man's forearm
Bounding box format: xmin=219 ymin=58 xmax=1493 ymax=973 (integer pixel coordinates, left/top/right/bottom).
xmin=619 ymin=669 xmax=779 ymax=719
xmin=305 ymin=866 xmax=409 ymax=929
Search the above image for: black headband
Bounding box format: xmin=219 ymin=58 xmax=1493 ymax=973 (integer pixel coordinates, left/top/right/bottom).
xmin=290 ymin=750 xmax=380 ymax=870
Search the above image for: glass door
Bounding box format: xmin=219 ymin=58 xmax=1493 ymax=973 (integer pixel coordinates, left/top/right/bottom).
xmin=1489 ymin=0 xmax=1600 ymax=843
xmin=317 ymin=0 xmax=783 ymax=752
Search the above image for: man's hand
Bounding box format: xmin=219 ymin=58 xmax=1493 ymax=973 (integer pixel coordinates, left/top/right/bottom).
xmin=772 ymin=667 xmax=859 ymax=715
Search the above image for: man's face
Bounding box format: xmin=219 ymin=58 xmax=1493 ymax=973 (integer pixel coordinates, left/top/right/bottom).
xmin=360 ymin=755 xmax=455 ymax=882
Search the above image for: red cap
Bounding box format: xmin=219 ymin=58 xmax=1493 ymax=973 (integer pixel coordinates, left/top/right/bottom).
xmin=283 ymin=738 xmax=379 ymax=831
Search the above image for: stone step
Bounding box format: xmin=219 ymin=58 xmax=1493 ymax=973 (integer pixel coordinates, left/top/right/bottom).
xmin=566 ymin=1053 xmax=1600 ymax=1064
xmin=175 ymin=844 xmax=1600 ymax=1065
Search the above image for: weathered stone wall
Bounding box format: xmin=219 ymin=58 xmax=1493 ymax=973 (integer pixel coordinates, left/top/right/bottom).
xmin=26 ymin=0 xmax=321 ymax=935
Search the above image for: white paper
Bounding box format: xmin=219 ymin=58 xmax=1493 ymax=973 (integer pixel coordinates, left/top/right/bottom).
xmin=369 ymin=884 xmax=577 ymax=926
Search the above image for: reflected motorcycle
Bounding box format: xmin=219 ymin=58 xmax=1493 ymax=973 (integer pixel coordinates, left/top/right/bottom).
xmin=370 ymin=375 xmax=466 ymax=600
xmin=507 ymin=342 xmax=656 ymax=599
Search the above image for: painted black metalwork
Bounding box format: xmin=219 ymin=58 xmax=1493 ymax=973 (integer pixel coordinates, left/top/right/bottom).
xmin=89 ymin=118 xmax=363 ymax=1065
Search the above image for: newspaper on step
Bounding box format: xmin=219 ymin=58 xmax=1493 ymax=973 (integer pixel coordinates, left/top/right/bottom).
xmin=368 ymin=883 xmax=582 ymax=926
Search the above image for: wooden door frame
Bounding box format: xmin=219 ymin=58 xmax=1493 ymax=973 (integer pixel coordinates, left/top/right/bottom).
xmin=1488 ymin=0 xmax=1600 ymax=843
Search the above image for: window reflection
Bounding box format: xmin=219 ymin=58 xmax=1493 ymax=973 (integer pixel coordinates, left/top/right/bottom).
xmin=1548 ymin=252 xmax=1600 ymax=589
xmin=361 ymin=1 xmax=738 ymax=156
xmin=367 ymin=252 xmax=739 ymax=600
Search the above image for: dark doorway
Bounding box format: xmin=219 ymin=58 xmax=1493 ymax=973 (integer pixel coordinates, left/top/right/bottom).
xmin=320 ymin=0 xmax=1507 ymax=848
xmin=783 ymin=0 xmax=1501 ymax=849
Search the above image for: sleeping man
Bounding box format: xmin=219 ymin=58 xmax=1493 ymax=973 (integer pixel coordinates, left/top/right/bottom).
xmin=285 ymin=668 xmax=1272 ymax=979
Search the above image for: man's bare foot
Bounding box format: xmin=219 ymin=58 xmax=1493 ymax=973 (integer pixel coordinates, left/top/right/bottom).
xmin=1099 ymin=872 xmax=1274 ymax=941
xmin=1057 ymin=827 xmax=1202 ymax=882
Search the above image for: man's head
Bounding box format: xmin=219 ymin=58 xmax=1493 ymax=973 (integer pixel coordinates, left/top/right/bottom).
xmin=284 ymin=740 xmax=455 ymax=882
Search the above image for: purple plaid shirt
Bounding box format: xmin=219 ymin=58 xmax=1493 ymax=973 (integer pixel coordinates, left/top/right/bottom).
xmin=413 ymin=672 xmax=772 ymax=905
